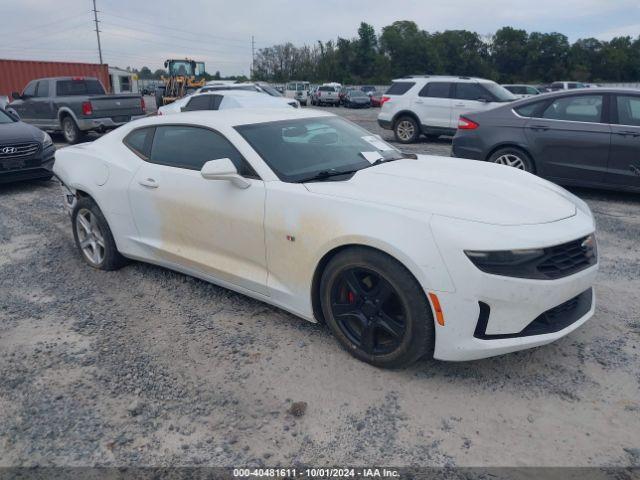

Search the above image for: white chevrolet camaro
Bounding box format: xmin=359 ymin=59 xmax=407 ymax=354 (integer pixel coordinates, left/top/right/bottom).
xmin=53 ymin=108 xmax=598 ymax=368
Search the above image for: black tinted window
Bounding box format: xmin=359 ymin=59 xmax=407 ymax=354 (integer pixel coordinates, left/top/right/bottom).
xmin=150 ymin=126 xmax=256 ymax=177
xmin=385 ymin=82 xmax=415 ymax=95
xmin=36 ymin=81 xmax=49 ymax=97
xmin=454 ymin=83 xmax=487 ymax=101
xmin=56 ymin=79 xmax=105 ymax=96
xmin=183 ymin=95 xmax=212 ymax=111
xmin=23 ymin=81 xmax=37 ymax=97
xmin=319 ymin=86 xmax=336 ymax=92
xmin=515 ymin=102 xmax=542 ymax=117
xmin=124 ymin=127 xmax=154 ymax=158
xmin=542 ymin=95 xmax=603 ymax=123
xmin=419 ymin=82 xmax=451 ymax=98
xmin=615 ymin=95 xmax=640 ymax=126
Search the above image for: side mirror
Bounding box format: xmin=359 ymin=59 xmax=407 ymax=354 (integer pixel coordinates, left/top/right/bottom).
xmin=6 ymin=109 xmax=20 ymax=121
xmin=200 ymin=158 xmax=251 ymax=189
xmin=476 ymin=97 xmax=489 ymax=103
xmin=11 ymin=92 xmax=21 ymax=100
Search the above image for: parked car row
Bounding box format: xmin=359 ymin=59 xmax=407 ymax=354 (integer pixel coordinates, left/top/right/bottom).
xmin=307 ymin=84 xmax=384 ymax=108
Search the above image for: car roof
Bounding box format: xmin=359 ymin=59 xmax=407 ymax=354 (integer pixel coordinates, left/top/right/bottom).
xmin=195 ymin=90 xmax=264 ymax=98
xmin=142 ymin=108 xmax=333 ymax=128
xmin=391 ymin=75 xmax=493 ymax=83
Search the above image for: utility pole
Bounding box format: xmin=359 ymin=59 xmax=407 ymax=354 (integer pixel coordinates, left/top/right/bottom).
xmin=92 ymin=0 xmax=103 ymax=64
xmin=251 ymin=35 xmax=255 ymax=79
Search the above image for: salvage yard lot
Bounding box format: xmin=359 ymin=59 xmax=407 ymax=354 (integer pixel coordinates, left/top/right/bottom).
xmin=2 ymin=105 xmax=640 ymax=468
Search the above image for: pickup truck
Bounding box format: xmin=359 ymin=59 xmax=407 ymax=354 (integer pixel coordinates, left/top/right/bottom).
xmin=9 ymin=77 xmax=146 ymax=143
xmin=315 ymin=85 xmax=340 ymax=106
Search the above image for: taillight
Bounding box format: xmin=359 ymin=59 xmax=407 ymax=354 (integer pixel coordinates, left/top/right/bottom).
xmin=317 ymin=92 xmax=321 ymax=97
xmin=380 ymin=96 xmax=391 ymax=106
xmin=458 ymin=116 xmax=479 ymax=130
xmin=140 ymin=97 xmax=146 ymax=113
xmin=81 ymin=101 xmax=93 ymax=116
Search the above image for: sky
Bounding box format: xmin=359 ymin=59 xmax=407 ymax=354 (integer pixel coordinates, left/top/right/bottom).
xmin=1 ymin=0 xmax=638 ymax=76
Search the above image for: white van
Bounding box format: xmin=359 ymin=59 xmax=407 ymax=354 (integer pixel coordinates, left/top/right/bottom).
xmin=285 ymin=81 xmax=310 ymax=106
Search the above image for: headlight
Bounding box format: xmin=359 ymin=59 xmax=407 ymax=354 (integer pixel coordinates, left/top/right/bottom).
xmin=42 ymin=131 xmax=53 ymax=148
xmin=465 ymin=248 xmax=545 ymax=274
xmin=465 ymin=234 xmax=597 ymax=279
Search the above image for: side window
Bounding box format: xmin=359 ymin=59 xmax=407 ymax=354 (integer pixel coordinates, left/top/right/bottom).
xmin=385 ymin=82 xmax=415 ymax=95
xmin=150 ymin=126 xmax=258 ymax=178
xmin=454 ymin=83 xmax=487 ymax=101
xmin=514 ymin=102 xmax=543 ymax=117
xmin=418 ymin=82 xmax=451 ymax=98
xmin=36 ymin=81 xmax=49 ymax=97
xmin=211 ymin=95 xmax=223 ymax=110
xmin=123 ymin=127 xmax=154 ymax=158
xmin=615 ymin=96 xmax=640 ymax=126
xmin=182 ymin=95 xmax=212 ymax=112
xmin=23 ymin=81 xmax=37 ymax=97
xmin=526 ymin=86 xmax=539 ymax=95
xmin=542 ymin=95 xmax=603 ymax=123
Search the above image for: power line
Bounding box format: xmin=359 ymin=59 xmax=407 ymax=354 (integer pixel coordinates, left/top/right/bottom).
xmin=92 ymin=0 xmax=103 ymax=64
xmin=100 ymin=29 xmax=247 ymax=63
xmin=0 ymin=11 xmax=89 ymax=40
xmin=99 ymin=10 xmax=254 ymax=47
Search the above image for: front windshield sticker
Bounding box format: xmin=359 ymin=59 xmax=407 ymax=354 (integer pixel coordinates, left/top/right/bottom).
xmin=360 ymin=151 xmax=384 ymax=164
xmin=362 ymin=135 xmax=394 ymax=151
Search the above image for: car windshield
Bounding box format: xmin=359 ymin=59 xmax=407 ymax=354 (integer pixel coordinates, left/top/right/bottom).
xmin=259 ymin=85 xmax=282 ymax=97
xmin=482 ymin=82 xmax=517 ymax=102
xmin=0 ymin=109 xmax=15 ymax=123
xmin=235 ymin=116 xmax=404 ymax=183
xmin=350 ymin=91 xmax=368 ymax=98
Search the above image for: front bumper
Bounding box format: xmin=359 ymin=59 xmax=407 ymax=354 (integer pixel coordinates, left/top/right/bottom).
xmin=0 ymin=147 xmax=55 ymax=184
xmin=428 ymin=210 xmax=598 ymax=361
xmin=76 ymin=114 xmax=146 ymax=131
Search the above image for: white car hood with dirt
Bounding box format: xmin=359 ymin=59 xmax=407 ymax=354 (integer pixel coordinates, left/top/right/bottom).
xmin=304 ymin=156 xmax=577 ymax=226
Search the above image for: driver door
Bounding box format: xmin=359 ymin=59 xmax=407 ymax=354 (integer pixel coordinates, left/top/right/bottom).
xmin=451 ymin=82 xmax=494 ymax=124
xmin=127 ymin=125 xmax=268 ymax=295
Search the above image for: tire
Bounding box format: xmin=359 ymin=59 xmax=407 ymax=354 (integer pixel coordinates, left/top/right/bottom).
xmin=71 ymin=197 xmax=128 ymax=271
xmin=488 ymin=147 xmax=535 ymax=173
xmin=393 ymin=116 xmax=420 ymax=144
xmin=61 ymin=116 xmax=83 ymax=144
xmin=320 ymin=247 xmax=435 ymax=368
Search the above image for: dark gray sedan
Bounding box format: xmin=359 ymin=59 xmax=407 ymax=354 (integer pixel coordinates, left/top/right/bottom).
xmin=452 ymin=89 xmax=640 ymax=192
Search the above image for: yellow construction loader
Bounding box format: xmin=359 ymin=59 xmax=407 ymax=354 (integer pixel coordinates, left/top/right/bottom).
xmin=155 ymin=59 xmax=206 ymax=106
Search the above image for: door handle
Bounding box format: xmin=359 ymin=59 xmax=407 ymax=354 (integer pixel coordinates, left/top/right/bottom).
xmin=529 ymin=124 xmax=550 ymax=131
xmin=454 ymin=103 xmax=466 ymax=107
xmin=415 ymin=100 xmax=424 ymax=104
xmin=138 ymin=177 xmax=159 ymax=188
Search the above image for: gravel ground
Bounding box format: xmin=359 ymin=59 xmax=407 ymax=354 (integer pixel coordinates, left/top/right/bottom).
xmin=2 ymin=105 xmax=639 ymax=469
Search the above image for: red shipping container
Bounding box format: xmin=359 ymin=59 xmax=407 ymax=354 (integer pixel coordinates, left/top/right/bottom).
xmin=0 ymin=59 xmax=110 ymax=96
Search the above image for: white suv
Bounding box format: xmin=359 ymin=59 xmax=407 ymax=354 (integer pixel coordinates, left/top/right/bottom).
xmin=377 ymin=76 xmax=516 ymax=143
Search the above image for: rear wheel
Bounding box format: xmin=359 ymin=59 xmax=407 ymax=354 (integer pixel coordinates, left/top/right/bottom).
xmin=320 ymin=248 xmax=435 ymax=368
xmin=61 ymin=116 xmax=83 ymax=144
xmin=394 ymin=116 xmax=420 ymax=143
xmin=72 ymin=197 xmax=127 ymax=270
xmin=489 ymin=147 xmax=535 ymax=173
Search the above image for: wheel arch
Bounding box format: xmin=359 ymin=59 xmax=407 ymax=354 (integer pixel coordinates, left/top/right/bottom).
xmin=485 ymin=143 xmax=537 ymax=172
xmin=391 ymin=110 xmax=421 ymax=130
xmin=310 ymin=242 xmax=432 ymax=325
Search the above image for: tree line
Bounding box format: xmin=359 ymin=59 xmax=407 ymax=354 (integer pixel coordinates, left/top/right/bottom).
xmin=252 ymin=21 xmax=640 ymax=85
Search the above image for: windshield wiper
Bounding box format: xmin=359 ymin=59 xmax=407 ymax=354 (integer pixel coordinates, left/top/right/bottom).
xmin=297 ymin=168 xmax=360 ymax=183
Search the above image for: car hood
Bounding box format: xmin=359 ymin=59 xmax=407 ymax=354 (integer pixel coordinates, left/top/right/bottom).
xmin=0 ymin=121 xmax=43 ymax=143
xmin=304 ymin=156 xmax=577 ymax=226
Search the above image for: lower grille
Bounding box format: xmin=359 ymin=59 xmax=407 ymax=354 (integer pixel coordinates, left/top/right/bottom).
xmin=0 ymin=142 xmax=40 ymax=159
xmin=474 ymin=288 xmax=593 ymax=340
